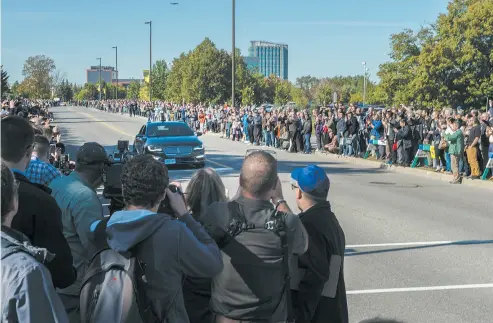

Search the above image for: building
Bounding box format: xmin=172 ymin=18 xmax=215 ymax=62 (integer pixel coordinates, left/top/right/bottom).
xmin=112 ymin=78 xmax=141 ymax=89
xmin=86 ymin=66 xmax=116 ymax=84
xmin=246 ymin=41 xmax=288 ymax=80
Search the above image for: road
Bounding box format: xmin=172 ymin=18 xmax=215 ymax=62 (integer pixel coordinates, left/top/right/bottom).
xmin=54 ymin=106 xmax=493 ymax=323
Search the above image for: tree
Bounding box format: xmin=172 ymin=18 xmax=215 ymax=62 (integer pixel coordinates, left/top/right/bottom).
xmin=22 ymin=55 xmax=56 ymax=98
xmin=151 ymin=59 xmax=170 ymax=100
xmin=274 ymin=80 xmax=292 ymax=105
xmin=1 ymin=66 xmax=9 ymax=98
xmin=241 ymin=85 xmax=255 ymax=106
xmin=315 ymin=82 xmax=333 ymax=105
xmin=295 ymin=75 xmax=319 ymax=103
xmin=139 ymin=84 xmax=149 ymax=101
xmin=56 ymin=79 xmax=73 ymax=101
xmin=10 ymin=81 xmax=19 ymax=97
xmin=127 ymin=81 xmax=141 ymax=100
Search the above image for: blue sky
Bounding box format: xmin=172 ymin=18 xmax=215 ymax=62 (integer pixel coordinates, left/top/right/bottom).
xmin=2 ymin=0 xmax=449 ymax=84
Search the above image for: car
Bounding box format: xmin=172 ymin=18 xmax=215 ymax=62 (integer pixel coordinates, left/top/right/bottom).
xmin=133 ymin=121 xmax=205 ymax=168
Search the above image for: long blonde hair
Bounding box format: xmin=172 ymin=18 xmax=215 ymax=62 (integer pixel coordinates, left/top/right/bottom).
xmin=185 ymin=168 xmax=228 ymax=218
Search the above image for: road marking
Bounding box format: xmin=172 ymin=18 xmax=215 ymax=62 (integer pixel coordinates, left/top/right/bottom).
xmin=77 ymin=112 xmax=134 ymax=138
xmin=208 ymin=159 xmax=233 ymax=169
xmin=347 ymin=283 xmax=493 ymax=295
xmin=102 ymin=203 xmax=110 ymax=206
xmin=346 ymin=241 xmax=454 ymax=248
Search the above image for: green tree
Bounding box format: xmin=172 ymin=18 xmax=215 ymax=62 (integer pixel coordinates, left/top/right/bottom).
xmin=151 ymin=59 xmax=170 ymax=100
xmin=295 ymin=75 xmax=319 ymax=103
xmin=241 ymin=85 xmax=255 ymax=106
xmin=10 ymin=81 xmax=19 ymax=97
xmin=56 ymin=79 xmax=73 ymax=101
xmin=22 ymin=55 xmax=56 ymax=98
xmin=274 ymin=79 xmax=292 ymax=105
xmin=290 ymin=86 xmax=309 ymax=107
xmin=1 ymin=66 xmax=9 ymax=98
xmin=315 ymin=82 xmax=334 ymax=105
xmin=127 ymin=81 xmax=141 ymax=100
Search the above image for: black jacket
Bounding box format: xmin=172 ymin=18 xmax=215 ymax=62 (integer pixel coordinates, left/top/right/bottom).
xmin=11 ymin=172 xmax=76 ymax=289
xmin=302 ymin=118 xmax=313 ymax=135
xmin=292 ymin=202 xmax=348 ymax=323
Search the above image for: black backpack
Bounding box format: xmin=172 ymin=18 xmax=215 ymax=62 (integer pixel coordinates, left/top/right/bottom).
xmin=79 ymin=219 xmax=160 ymax=323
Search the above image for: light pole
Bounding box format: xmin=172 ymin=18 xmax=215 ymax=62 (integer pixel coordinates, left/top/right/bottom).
xmin=97 ymin=57 xmax=102 ymax=101
xmin=112 ymin=46 xmax=118 ymax=99
xmin=145 ymin=21 xmax=152 ymax=102
xmin=232 ymin=0 xmax=236 ymax=109
xmin=362 ymin=61 xmax=367 ymax=105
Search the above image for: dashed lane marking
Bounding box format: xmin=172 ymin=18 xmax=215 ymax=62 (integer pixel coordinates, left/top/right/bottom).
xmin=75 ymin=111 xmax=134 ymax=138
xmin=347 ymin=283 xmax=493 ymax=295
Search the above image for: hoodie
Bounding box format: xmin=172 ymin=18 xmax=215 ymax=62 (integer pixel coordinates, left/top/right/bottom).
xmin=103 ymin=210 xmax=223 ymax=323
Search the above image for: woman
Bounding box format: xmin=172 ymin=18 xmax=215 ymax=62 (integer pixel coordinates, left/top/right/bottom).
xmin=183 ymin=168 xmax=228 ymax=323
xmin=445 ymin=118 xmax=464 ymax=184
xmin=1 ymin=162 xmax=68 ymax=322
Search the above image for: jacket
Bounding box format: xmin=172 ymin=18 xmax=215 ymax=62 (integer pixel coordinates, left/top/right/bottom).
xmin=346 ymin=116 xmax=359 ymax=136
xmin=104 ymin=210 xmax=223 ymax=323
xmin=290 ymin=202 xmax=348 ymax=323
xmin=445 ymin=129 xmax=464 ymax=156
xmin=370 ymin=120 xmax=383 ymax=139
xmin=303 ymin=118 xmax=312 ymax=135
xmin=336 ymin=118 xmax=346 ymax=137
xmin=1 ymin=226 xmax=69 ymax=323
xmin=11 ymin=171 xmax=76 ymax=289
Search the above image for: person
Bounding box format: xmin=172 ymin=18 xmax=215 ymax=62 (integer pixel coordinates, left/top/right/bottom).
xmin=464 ymin=117 xmax=481 ymax=179
xmin=445 ymin=118 xmax=464 ymax=184
xmin=1 ymin=162 xmax=69 ymax=323
xmin=49 ymin=142 xmax=109 ymax=321
xmin=302 ymin=113 xmax=313 ymax=154
xmin=183 ymin=168 xmax=229 ymax=323
xmin=200 ymin=151 xmax=309 ymax=323
xmin=25 ymin=134 xmax=61 ymax=186
xmin=289 ymin=165 xmax=348 ymax=323
xmin=99 ymin=155 xmax=224 ymax=323
xmin=0 ymin=116 xmax=76 ymax=290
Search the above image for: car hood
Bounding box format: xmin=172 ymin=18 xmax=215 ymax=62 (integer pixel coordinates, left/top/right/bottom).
xmin=145 ymin=136 xmax=202 ymax=146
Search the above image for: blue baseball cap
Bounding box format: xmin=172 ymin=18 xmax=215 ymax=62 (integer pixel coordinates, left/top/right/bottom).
xmin=291 ymin=165 xmax=330 ymax=199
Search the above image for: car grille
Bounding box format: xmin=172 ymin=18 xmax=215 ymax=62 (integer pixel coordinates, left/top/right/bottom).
xmin=164 ymin=146 xmax=193 ymax=157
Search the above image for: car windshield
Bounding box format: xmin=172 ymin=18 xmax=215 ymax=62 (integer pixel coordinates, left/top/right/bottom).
xmin=147 ymin=123 xmax=194 ymax=137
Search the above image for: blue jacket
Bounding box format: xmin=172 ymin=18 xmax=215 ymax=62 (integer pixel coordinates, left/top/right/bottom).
xmin=1 ymin=226 xmax=68 ymax=323
xmin=370 ymin=120 xmax=383 ymax=139
xmin=101 ymin=210 xmax=223 ymax=323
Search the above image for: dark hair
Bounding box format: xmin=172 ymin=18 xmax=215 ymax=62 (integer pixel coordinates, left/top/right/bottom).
xmin=1 ymin=161 xmax=17 ymax=220
xmin=239 ymin=151 xmax=277 ymax=197
xmin=33 ymin=135 xmax=50 ymax=155
xmin=1 ymin=116 xmax=35 ymax=163
xmin=121 ymin=154 xmax=169 ymax=209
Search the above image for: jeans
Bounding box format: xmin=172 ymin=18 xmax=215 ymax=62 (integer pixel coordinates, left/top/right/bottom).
xmin=445 ymin=152 xmax=451 ymax=171
xmin=304 ymin=133 xmax=312 ymax=153
xmin=271 ymin=132 xmax=277 ymax=148
xmin=265 ymin=131 xmax=272 ymax=146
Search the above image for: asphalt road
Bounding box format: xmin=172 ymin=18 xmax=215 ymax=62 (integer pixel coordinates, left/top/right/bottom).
xmin=53 ymin=106 xmax=493 ymax=323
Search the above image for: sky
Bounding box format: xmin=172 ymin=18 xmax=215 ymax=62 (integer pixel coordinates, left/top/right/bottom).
xmin=1 ymin=0 xmax=450 ymax=85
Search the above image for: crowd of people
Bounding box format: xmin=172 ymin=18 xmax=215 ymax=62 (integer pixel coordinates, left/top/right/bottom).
xmin=78 ymin=99 xmax=493 ymax=183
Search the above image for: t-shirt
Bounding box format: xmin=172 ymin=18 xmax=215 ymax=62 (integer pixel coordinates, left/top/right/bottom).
xmin=466 ymin=125 xmax=481 ymax=146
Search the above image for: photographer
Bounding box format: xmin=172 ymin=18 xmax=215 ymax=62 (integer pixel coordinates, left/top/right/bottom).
xmin=25 ymin=135 xmax=62 ymax=186
xmin=101 ymin=155 xmax=223 ymax=323
xmin=200 ymin=151 xmax=308 ymax=323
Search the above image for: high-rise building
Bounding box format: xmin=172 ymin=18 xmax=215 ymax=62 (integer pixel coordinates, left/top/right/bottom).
xmin=247 ymin=41 xmax=288 ymax=80
xmin=86 ymin=66 xmax=116 ymax=84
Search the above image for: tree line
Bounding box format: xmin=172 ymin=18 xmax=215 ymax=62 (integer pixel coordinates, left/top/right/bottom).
xmin=3 ymin=0 xmax=491 ymax=109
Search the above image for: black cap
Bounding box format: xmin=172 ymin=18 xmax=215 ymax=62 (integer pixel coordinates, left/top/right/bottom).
xmin=77 ymin=142 xmax=108 ymax=165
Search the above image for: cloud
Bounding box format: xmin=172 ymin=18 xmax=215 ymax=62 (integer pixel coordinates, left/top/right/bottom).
xmin=259 ymin=21 xmax=409 ymax=28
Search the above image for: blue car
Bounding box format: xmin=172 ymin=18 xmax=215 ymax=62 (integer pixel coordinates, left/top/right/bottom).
xmin=133 ymin=121 xmax=205 ymax=168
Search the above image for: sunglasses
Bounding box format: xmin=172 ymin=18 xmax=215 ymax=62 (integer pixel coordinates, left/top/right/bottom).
xmin=291 ymin=183 xmax=299 ymax=191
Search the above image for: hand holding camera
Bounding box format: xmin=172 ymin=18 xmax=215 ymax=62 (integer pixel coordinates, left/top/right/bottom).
xmin=165 ymin=182 xmax=188 ymax=218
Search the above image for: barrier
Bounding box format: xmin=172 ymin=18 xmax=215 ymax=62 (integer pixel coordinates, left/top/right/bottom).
xmin=411 ymin=144 xmax=431 ymax=168
xmin=364 ymin=139 xmax=387 ymax=159
xmin=481 ymin=152 xmax=493 ymax=180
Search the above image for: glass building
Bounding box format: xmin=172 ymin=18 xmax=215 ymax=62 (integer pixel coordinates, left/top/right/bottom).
xmin=247 ymin=41 xmax=288 ymax=80
xmin=86 ymin=66 xmax=116 ymax=84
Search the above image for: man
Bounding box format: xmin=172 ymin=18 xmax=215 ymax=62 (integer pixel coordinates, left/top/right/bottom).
xmin=253 ymin=110 xmax=263 ymax=145
xmin=25 ymin=135 xmax=61 ymax=186
xmin=97 ymin=154 xmax=223 ymax=322
xmin=0 ymin=116 xmax=76 ymax=289
xmin=479 ymin=113 xmax=491 ymax=171
xmin=49 ymin=142 xmax=108 ymax=321
xmin=302 ymin=112 xmax=313 ymax=154
xmin=201 ymin=151 xmax=308 ymax=323
xmin=289 ymin=165 xmax=348 ymax=323
xmin=464 ymin=117 xmax=481 ymax=179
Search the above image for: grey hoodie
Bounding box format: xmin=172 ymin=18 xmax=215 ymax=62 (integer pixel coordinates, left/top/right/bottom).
xmin=104 ymin=209 xmax=223 ymax=323
xmin=1 ymin=226 xmax=68 ymax=323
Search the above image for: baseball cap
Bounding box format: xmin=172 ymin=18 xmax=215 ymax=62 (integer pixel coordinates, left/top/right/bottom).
xmin=291 ymin=165 xmax=330 ymax=199
xmin=77 ymin=142 xmax=108 ymax=165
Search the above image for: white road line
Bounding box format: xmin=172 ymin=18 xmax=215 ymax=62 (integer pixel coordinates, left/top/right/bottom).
xmin=347 ymin=241 xmax=454 ymax=248
xmin=102 ymin=203 xmax=110 ymax=206
xmin=347 ymin=283 xmax=493 ymax=295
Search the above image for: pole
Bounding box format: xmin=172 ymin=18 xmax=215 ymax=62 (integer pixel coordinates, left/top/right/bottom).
xmin=97 ymin=58 xmax=102 ymax=101
xmin=362 ymin=61 xmax=367 ymax=105
xmin=113 ymin=46 xmax=118 ymax=99
xmin=232 ymin=0 xmax=236 ymax=109
xmin=149 ymin=22 xmax=153 ymax=102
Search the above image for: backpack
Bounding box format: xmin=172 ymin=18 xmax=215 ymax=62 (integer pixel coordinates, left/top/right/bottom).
xmin=79 ymin=219 xmax=160 ymax=323
xmin=218 ymin=202 xmax=295 ymax=323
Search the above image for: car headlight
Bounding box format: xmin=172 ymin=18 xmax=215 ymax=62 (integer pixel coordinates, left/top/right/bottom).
xmin=193 ymin=144 xmax=204 ymax=151
xmin=147 ymin=145 xmax=163 ymax=152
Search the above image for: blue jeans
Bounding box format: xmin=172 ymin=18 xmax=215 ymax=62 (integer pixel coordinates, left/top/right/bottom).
xmin=304 ymin=133 xmax=312 ymax=153
xmin=445 ymin=152 xmax=451 ymax=171
xmin=265 ymin=131 xmax=272 ymax=146
xmin=271 ymin=132 xmax=277 ymax=148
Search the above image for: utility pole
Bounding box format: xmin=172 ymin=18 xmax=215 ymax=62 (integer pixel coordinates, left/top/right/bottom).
xmin=145 ymin=21 xmax=152 ymax=102
xmin=362 ymin=61 xmax=367 ymax=105
xmin=232 ymin=0 xmax=236 ymax=109
xmin=97 ymin=57 xmax=102 ymax=101
xmin=112 ymin=46 xmax=118 ymax=99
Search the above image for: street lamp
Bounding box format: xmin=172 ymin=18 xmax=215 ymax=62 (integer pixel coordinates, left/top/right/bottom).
xmin=232 ymin=0 xmax=236 ymax=109
xmin=97 ymin=57 xmax=102 ymax=101
xmin=362 ymin=61 xmax=367 ymax=105
xmin=112 ymin=46 xmax=118 ymax=99
xmin=145 ymin=21 xmax=152 ymax=102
